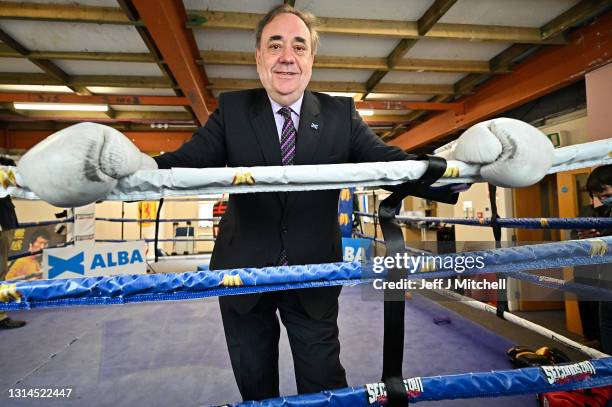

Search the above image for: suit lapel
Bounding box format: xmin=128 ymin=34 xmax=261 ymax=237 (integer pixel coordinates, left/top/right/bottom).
xmin=288 ymin=91 xmax=323 ymax=210
xmin=249 ymin=90 xmax=282 ymax=167
xmin=294 ymin=90 xmax=322 ymax=166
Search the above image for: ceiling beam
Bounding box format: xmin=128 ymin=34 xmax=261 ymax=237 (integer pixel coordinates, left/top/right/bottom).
xmin=541 ymin=0 xmax=612 ymax=40
xmin=0 ymin=1 xmax=134 ymax=24
xmin=116 ymin=0 xmax=178 ymax=86
xmin=380 ymin=94 xmax=451 ymax=140
xmin=199 ymin=51 xmax=496 ymax=73
xmin=4 ymin=121 xmax=198 ymax=132
xmin=207 ymin=78 xmax=456 ymax=95
xmin=132 ymin=0 xmax=212 ymax=125
xmin=1 ymin=109 xmax=192 ymax=121
xmin=0 ymin=92 xmax=462 ymax=113
xmin=0 ymin=48 xmax=497 ymax=73
xmin=0 ymin=73 xmax=459 ymax=95
xmin=0 ymin=92 xmax=189 ymax=106
xmin=4 ymin=129 xmax=194 ymax=153
xmin=354 ymin=100 xmax=464 ymax=113
xmin=0 ymin=2 xmax=573 ymax=44
xmin=0 ymin=73 xmax=173 ymax=88
xmin=362 ymin=0 xmax=457 ymax=99
xmin=187 ymin=10 xmax=561 ymax=43
xmin=418 ymin=0 xmax=459 ymax=35
xmin=0 ymin=27 xmax=91 ymax=95
xmin=389 ymin=11 xmax=612 ymax=151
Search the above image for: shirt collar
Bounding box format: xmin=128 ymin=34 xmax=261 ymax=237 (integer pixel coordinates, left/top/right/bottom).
xmin=268 ymin=94 xmax=303 ymax=116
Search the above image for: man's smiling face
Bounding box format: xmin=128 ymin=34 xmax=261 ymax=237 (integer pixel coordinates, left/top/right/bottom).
xmin=256 ymin=12 xmax=314 ymax=106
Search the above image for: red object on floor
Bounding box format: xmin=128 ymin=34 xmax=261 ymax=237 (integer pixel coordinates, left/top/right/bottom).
xmin=538 ymin=386 xmax=612 ymax=407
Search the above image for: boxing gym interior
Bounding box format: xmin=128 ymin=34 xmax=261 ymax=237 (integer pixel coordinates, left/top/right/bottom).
xmin=0 ymin=1 xmax=611 ymax=406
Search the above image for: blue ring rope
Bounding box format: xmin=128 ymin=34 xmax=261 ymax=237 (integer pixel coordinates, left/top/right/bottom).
xmin=227 ymin=357 xmax=612 ymax=406
xmin=1 ymin=237 xmax=610 ymax=310
xmin=354 ymin=212 xmax=612 ymax=230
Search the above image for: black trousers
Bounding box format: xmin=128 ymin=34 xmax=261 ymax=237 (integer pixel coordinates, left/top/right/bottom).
xmin=219 ymin=289 xmax=347 ymax=401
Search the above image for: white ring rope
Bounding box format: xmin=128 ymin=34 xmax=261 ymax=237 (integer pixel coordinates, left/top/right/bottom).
xmin=434 ymin=288 xmax=608 ymax=359
xmin=2 ymin=139 xmax=610 ymax=202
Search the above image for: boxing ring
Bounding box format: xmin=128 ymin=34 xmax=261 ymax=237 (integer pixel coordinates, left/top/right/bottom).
xmin=1 ymin=138 xmax=612 ymax=406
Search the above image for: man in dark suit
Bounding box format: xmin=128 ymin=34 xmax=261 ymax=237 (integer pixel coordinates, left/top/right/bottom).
xmin=0 ymin=156 xmax=26 ymax=329
xmin=153 ymin=4 xmax=457 ymax=401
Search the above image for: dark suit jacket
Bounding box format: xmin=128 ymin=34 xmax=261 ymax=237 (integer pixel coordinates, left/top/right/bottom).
xmin=155 ymin=89 xmax=457 ymax=318
xmin=0 ymin=196 xmax=18 ymax=231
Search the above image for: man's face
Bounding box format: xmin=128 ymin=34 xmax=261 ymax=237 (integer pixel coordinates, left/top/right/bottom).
xmin=256 ymin=13 xmax=314 ymax=106
xmin=593 ymin=184 xmax=612 ymax=207
xmin=29 ymin=236 xmax=49 ymax=252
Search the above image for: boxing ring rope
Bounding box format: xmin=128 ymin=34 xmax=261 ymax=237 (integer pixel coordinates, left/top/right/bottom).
xmin=95 ymin=217 xmax=215 ymax=223
xmin=0 ymin=139 xmax=610 ymax=405
xmin=355 ymin=212 xmax=612 ymax=230
xmin=2 ymin=139 xmax=611 ymax=201
xmin=0 ymin=237 xmax=609 ymax=308
xmin=433 ymin=288 xmax=608 ymax=359
xmin=223 ymin=358 xmax=612 ymax=406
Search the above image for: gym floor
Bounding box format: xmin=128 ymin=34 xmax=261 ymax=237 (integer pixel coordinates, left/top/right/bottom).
xmin=2 ymin=284 xmax=584 ymax=406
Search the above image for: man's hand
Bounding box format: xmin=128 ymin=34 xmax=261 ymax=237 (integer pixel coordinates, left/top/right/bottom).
xmin=17 ymin=123 xmax=157 ymax=207
xmin=448 ymin=118 xmax=554 ymax=188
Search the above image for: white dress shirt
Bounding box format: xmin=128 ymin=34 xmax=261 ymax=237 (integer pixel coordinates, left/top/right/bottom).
xmin=268 ymin=95 xmax=303 ymax=142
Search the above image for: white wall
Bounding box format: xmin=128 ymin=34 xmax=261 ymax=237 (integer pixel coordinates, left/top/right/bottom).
xmin=13 ymin=199 xmax=215 ymax=255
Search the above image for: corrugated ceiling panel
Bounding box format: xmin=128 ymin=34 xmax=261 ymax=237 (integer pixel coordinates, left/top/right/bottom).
xmin=205 ymin=65 xmax=259 ymax=79
xmin=405 ymin=38 xmax=511 ymax=60
xmin=195 ymin=29 xmax=256 ymax=52
xmin=300 ymin=0 xmax=435 ymax=21
xmin=183 ymin=0 xmax=281 ymax=13
xmin=312 ymin=68 xmax=373 ymax=82
xmin=381 ymin=71 xmax=466 ymax=85
xmin=440 ymin=0 xmax=581 ymax=27
xmin=317 ymin=34 xmax=397 ymax=57
xmin=87 ymin=87 xmax=176 ymax=96
xmin=6 ymin=0 xmax=118 ymax=5
xmin=0 ymin=58 xmax=44 ymax=73
xmin=53 ymin=60 xmax=164 ymax=76
xmin=0 ymin=21 xmax=149 ymax=52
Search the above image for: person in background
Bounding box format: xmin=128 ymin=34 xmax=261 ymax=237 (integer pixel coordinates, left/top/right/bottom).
xmin=5 ymin=229 xmax=50 ymax=281
xmin=575 ymin=164 xmax=612 ymax=352
xmin=0 ymin=156 xmax=26 ymax=329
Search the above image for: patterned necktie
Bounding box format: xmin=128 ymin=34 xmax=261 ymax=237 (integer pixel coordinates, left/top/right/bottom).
xmin=279 ymin=107 xmax=296 ymax=165
xmin=278 ymin=107 xmax=296 ymax=265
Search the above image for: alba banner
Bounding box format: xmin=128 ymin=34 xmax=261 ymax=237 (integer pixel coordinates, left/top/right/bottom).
xmin=42 ymin=241 xmax=147 ymax=279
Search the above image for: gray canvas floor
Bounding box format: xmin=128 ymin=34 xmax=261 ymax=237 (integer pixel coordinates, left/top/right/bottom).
xmin=1 ymin=286 xmax=541 ymax=406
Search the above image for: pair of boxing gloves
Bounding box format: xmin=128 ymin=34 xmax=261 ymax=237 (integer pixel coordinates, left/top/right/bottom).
xmin=15 ymin=118 xmax=554 ymax=208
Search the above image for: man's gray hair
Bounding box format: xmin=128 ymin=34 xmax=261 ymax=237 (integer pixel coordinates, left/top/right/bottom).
xmin=255 ymin=4 xmax=320 ymax=55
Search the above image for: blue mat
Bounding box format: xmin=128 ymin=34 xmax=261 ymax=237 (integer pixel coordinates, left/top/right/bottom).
xmin=0 ymin=286 xmax=535 ymax=406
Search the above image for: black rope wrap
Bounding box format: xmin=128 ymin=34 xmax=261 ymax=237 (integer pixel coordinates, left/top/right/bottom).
xmin=384 ymin=377 xmax=409 ymax=407
xmin=488 ymin=184 xmax=508 ymax=318
xmin=378 ymin=155 xmax=449 ymax=405
xmin=154 ymin=198 xmax=164 ymax=263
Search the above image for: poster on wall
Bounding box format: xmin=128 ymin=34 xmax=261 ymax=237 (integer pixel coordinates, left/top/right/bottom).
xmin=42 ymin=240 xmax=147 ymax=279
xmin=138 ymin=201 xmax=158 ymax=226
xmin=6 ymin=225 xmax=66 ymax=281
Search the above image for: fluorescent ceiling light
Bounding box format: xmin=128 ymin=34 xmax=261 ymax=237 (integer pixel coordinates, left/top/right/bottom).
xmin=323 ymin=92 xmax=356 ymax=98
xmin=358 ymin=109 xmax=374 ymax=116
xmin=14 ymin=103 xmax=109 ymax=112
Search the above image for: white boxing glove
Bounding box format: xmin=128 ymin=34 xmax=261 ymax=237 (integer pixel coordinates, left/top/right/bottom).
xmin=18 ymin=122 xmax=157 ymax=207
xmin=448 ymin=118 xmax=554 ymax=188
